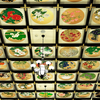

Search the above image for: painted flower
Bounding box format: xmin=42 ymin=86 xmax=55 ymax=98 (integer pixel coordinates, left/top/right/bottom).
xmin=71 ymin=12 xmax=74 ymax=15
xmin=2 ymin=15 xmax=10 ymax=20
xmin=75 ymin=18 xmax=78 ymax=21
xmin=65 ymin=37 xmax=68 ymax=39
xmin=61 ymin=15 xmax=64 ymax=18
xmin=95 ymin=16 xmax=99 ymax=19
xmin=70 ymin=33 xmax=73 ymax=34
xmin=61 ymin=34 xmax=65 ymax=36
xmin=83 ymin=62 xmax=88 ymax=66
xmin=67 ymin=11 xmax=70 ymax=13
xmin=87 ymin=65 xmax=92 ymax=69
xmin=76 ymin=11 xmax=80 ymax=13
xmin=35 ymin=11 xmax=42 ymax=17
xmin=71 ymin=20 xmax=74 ymax=22
xmin=70 ymin=15 xmax=75 ymax=17
xmin=58 ymin=93 xmax=65 ymax=97
xmin=12 ymin=14 xmax=21 ymax=20
xmin=95 ymin=49 xmax=98 ymax=51
xmin=2 ymin=15 xmax=6 ymax=19
xmin=15 ymin=49 xmax=20 ymax=53
xmin=67 ymin=21 xmax=71 ymax=24
xmin=43 ymin=13 xmax=50 ymax=18
xmin=22 ymin=77 xmax=25 ymax=79
xmin=98 ymin=11 xmax=100 ymax=15
xmin=7 ymin=11 xmax=15 ymax=17
xmin=71 ymin=38 xmax=74 ymax=41
xmin=38 ymin=17 xmax=44 ymax=21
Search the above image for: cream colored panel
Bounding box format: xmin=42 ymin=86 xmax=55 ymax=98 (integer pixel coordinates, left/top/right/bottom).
xmin=60 ymin=0 xmax=90 ymax=4
xmin=32 ymin=46 xmax=55 ymax=58
xmin=16 ymin=83 xmax=34 ymax=90
xmin=18 ymin=92 xmax=35 ymax=98
xmin=58 ymin=46 xmax=81 ymax=58
xmin=0 ymin=0 xmax=23 ymax=4
xmin=30 ymin=29 xmax=56 ymax=44
xmin=56 ymin=92 xmax=73 ymax=98
xmin=37 ymin=92 xmax=54 ymax=98
xmin=0 ymin=92 xmax=17 ymax=98
xmin=57 ymin=73 xmax=76 ymax=81
xmin=0 ymin=47 xmax=5 ymax=58
xmin=0 ymin=8 xmax=26 ymax=26
xmin=28 ymin=8 xmax=56 ymax=26
xmin=89 ymin=8 xmax=100 ymax=26
xmin=80 ymin=61 xmax=100 ymax=71
xmin=36 ymin=83 xmax=54 ymax=90
xmin=59 ymin=8 xmax=88 ymax=26
xmin=57 ymin=61 xmax=79 ymax=71
xmin=74 ymin=92 xmax=92 ymax=98
xmin=1 ymin=29 xmax=28 ymax=44
xmin=13 ymin=73 xmax=33 ymax=81
xmin=59 ymin=29 xmax=84 ymax=44
xmin=27 ymin=0 xmax=57 ymax=4
xmin=6 ymin=47 xmax=30 ymax=58
xmin=78 ymin=73 xmax=98 ymax=81
xmin=82 ymin=46 xmax=100 ymax=58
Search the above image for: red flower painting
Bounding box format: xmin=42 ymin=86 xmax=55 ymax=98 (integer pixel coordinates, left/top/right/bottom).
xmin=12 ymin=14 xmax=21 ymax=20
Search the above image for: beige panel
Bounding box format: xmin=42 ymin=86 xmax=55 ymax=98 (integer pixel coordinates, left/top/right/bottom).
xmin=1 ymin=29 xmax=28 ymax=44
xmin=16 ymin=83 xmax=34 ymax=90
xmin=78 ymin=73 xmax=98 ymax=81
xmin=56 ymin=83 xmax=75 ymax=90
xmin=18 ymin=92 xmax=35 ymax=98
xmin=93 ymin=0 xmax=100 ymax=4
xmin=27 ymin=0 xmax=57 ymax=4
xmin=0 ymin=0 xmax=23 ymax=4
xmin=89 ymin=8 xmax=100 ymax=26
xmin=85 ymin=29 xmax=100 ymax=44
xmin=59 ymin=29 xmax=84 ymax=44
xmin=36 ymin=83 xmax=54 ymax=90
xmin=59 ymin=8 xmax=88 ymax=26
xmin=58 ymin=46 xmax=81 ymax=58
xmin=80 ymin=61 xmax=100 ymax=71
xmin=30 ymin=29 xmax=56 ymax=44
xmin=37 ymin=92 xmax=54 ymax=98
xmin=74 ymin=92 xmax=92 ymax=98
xmin=56 ymin=92 xmax=73 ymax=98
xmin=0 ymin=73 xmax=12 ymax=81
xmin=0 ymin=8 xmax=26 ymax=26
xmin=60 ymin=0 xmax=90 ymax=4
xmin=76 ymin=83 xmax=95 ymax=90
xmin=82 ymin=46 xmax=100 ymax=58
xmin=32 ymin=46 xmax=55 ymax=58
xmin=10 ymin=61 xmax=32 ymax=71
xmin=57 ymin=61 xmax=79 ymax=71
xmin=0 ymin=83 xmax=14 ymax=90
xmin=57 ymin=73 xmax=76 ymax=81
xmin=28 ymin=8 xmax=56 ymax=26
xmin=0 ymin=92 xmax=17 ymax=98
xmin=13 ymin=73 xmax=33 ymax=81
xmin=0 ymin=47 xmax=5 ymax=58
xmin=6 ymin=47 xmax=30 ymax=58
xmin=0 ymin=61 xmax=9 ymax=70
